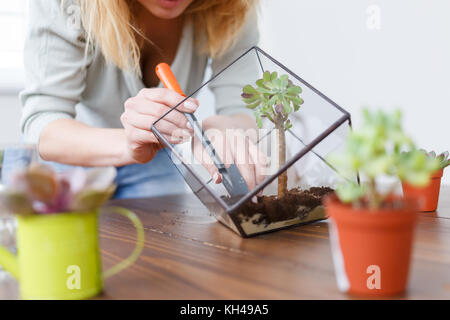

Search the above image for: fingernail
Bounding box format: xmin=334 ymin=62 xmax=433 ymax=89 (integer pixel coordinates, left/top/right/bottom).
xmin=186 ymin=121 xmax=192 ymax=129
xmin=184 ymin=100 xmax=197 ymax=111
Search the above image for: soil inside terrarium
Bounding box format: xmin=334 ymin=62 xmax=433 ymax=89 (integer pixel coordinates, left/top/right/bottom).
xmin=236 ymin=186 xmax=334 ymax=226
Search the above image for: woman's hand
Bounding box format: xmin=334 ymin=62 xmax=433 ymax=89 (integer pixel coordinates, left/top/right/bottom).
xmin=192 ymin=115 xmax=268 ymax=191
xmin=121 ymin=88 xmax=199 ymax=164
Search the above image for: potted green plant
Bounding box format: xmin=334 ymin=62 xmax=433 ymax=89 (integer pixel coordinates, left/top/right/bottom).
xmin=325 ymin=109 xmax=440 ymax=296
xmin=402 ymin=150 xmax=449 ymax=212
xmin=0 ymin=163 xmax=144 ymax=300
xmin=240 ymin=71 xmax=333 ymax=231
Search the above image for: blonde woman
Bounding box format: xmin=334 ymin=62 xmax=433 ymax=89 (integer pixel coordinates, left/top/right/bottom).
xmin=19 ymin=0 xmax=265 ymax=198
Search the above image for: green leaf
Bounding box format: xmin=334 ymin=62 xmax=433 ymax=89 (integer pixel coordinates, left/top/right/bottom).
xmin=260 ymin=88 xmax=275 ymax=95
xmin=280 ymin=75 xmax=289 ymax=88
xmin=256 ymin=79 xmax=266 ymax=88
xmin=286 ymin=86 xmax=302 ymax=95
xmin=270 ymin=71 xmax=278 ymax=81
xmin=255 ymin=80 xmax=273 ymax=94
xmin=443 ymin=159 xmax=450 ymax=169
xmin=263 ymin=71 xmax=271 ymax=82
xmin=245 ymin=100 xmax=261 ymax=109
xmin=273 ymin=78 xmax=281 ymax=89
xmin=243 ymin=85 xmax=257 ymax=95
xmin=241 ymin=92 xmax=259 ymax=104
xmin=285 ymin=119 xmax=293 ymax=130
xmin=282 ymin=99 xmax=292 ymax=114
xmin=267 ymin=95 xmax=278 ymax=106
xmin=242 ymin=97 xmax=259 ymax=105
xmin=288 ymin=96 xmax=304 ymax=105
xmin=255 ymin=111 xmax=263 ymax=128
xmin=436 ymin=151 xmax=450 ymax=169
xmin=264 ymin=81 xmax=276 ymax=90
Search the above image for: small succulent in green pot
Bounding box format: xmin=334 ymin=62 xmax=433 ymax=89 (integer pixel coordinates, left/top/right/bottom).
xmin=329 ymin=108 xmax=440 ymax=209
xmin=241 ymin=71 xmax=304 ymax=197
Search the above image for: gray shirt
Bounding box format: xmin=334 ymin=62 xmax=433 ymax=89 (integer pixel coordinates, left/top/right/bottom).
xmin=20 ymin=0 xmax=259 ymax=144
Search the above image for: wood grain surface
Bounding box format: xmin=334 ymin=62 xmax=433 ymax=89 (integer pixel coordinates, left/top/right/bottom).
xmin=1 ymin=187 xmax=449 ymax=300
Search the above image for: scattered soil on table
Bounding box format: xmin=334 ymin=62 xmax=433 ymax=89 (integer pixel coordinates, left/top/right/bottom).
xmin=237 ymin=187 xmax=334 ymax=226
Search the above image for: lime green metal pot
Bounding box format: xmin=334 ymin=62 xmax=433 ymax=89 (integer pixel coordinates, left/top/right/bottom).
xmin=0 ymin=206 xmax=144 ymax=300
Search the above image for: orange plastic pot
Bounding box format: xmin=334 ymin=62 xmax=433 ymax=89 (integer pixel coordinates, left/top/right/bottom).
xmin=324 ymin=195 xmax=417 ymax=297
xmin=402 ymin=169 xmax=443 ymax=212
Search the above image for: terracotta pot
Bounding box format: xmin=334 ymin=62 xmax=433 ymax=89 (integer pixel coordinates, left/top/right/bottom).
xmin=402 ymin=169 xmax=444 ymax=212
xmin=324 ymin=195 xmax=417 ymax=297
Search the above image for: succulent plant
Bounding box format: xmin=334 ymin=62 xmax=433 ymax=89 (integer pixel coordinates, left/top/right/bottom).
xmin=420 ymin=150 xmax=450 ymax=170
xmin=0 ymin=164 xmax=117 ymax=215
xmin=329 ymin=109 xmax=441 ymax=209
xmin=241 ymin=71 xmax=304 ymax=196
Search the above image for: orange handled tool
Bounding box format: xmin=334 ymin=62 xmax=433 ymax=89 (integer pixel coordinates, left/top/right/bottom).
xmin=155 ymin=63 xmax=186 ymax=97
xmin=155 ymin=63 xmax=249 ymax=197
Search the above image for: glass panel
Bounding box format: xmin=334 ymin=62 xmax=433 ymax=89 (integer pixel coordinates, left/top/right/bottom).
xmin=153 ymin=47 xmax=353 ymax=237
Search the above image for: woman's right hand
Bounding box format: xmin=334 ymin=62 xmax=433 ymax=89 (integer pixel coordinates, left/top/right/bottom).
xmin=120 ymin=88 xmax=199 ymax=164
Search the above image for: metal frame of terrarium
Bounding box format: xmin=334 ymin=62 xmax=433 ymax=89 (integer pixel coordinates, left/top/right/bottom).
xmin=152 ymin=46 xmax=352 ymax=237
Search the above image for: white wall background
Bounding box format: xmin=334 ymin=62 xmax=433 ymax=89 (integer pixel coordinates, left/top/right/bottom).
xmin=258 ymin=0 xmax=450 ymax=183
xmin=0 ymin=0 xmax=26 ymax=145
xmin=0 ymin=97 xmax=21 ymax=145
xmin=0 ymin=0 xmax=449 ymax=184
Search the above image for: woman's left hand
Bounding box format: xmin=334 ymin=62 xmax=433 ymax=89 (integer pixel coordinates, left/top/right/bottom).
xmin=191 ymin=115 xmax=268 ymax=192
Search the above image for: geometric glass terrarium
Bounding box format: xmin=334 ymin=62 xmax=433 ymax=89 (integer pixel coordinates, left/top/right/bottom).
xmin=152 ymin=46 xmax=354 ymax=237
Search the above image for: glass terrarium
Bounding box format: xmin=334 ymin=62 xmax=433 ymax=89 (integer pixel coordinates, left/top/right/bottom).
xmin=152 ymin=46 xmax=354 ymax=237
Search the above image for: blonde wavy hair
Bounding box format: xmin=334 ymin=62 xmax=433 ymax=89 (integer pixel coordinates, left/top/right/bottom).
xmin=76 ymin=0 xmax=258 ymax=74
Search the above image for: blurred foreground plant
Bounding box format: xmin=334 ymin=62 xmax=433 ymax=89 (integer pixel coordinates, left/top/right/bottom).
xmin=329 ymin=109 xmax=440 ymax=209
xmin=0 ymin=164 xmax=116 ymax=215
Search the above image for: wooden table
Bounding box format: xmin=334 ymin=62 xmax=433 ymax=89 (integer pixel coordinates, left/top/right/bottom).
xmin=1 ymin=187 xmax=450 ymax=299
